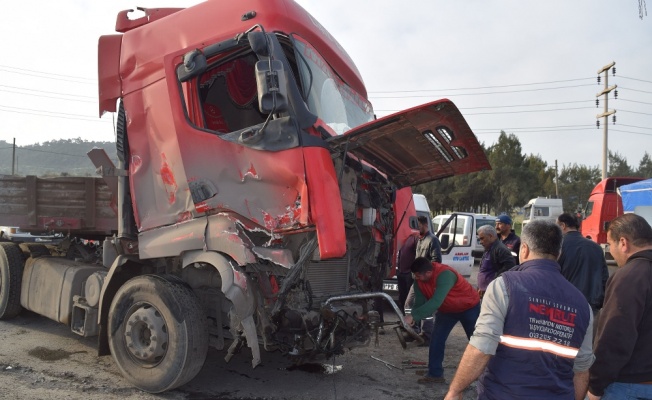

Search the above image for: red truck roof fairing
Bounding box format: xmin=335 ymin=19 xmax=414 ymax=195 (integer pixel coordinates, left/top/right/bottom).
xmin=98 ymin=0 xmax=365 ymax=116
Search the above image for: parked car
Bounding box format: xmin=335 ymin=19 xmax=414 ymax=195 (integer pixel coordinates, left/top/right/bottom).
xmin=0 ymin=226 xmax=64 ymax=244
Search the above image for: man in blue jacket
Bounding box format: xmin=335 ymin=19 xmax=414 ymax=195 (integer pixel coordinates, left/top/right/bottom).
xmin=444 ymin=219 xmax=594 ymax=400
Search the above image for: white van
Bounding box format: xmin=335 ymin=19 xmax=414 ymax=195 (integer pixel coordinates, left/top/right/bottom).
xmin=522 ymin=197 xmax=563 ymax=227
xmin=432 ymin=212 xmax=496 ymax=276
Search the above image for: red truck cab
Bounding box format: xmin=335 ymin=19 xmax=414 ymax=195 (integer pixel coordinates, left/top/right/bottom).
xmin=0 ymin=0 xmax=490 ymax=394
xmin=581 ymin=177 xmax=645 ymax=243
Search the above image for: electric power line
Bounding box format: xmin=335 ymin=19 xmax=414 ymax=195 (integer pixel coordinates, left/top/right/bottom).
xmin=619 ymin=86 xmax=652 ymax=95
xmin=11 ymin=147 xmax=88 ymax=158
xmin=620 ymin=75 xmax=652 ymax=85
xmin=619 ymin=98 xmax=652 ymax=106
xmin=619 ymin=109 xmax=652 ymax=116
xmin=0 ymin=106 xmax=111 ymax=124
xmin=0 ymin=65 xmax=94 ymax=83
xmin=374 ymin=99 xmax=592 ymax=113
xmin=0 ymin=84 xmax=95 ymax=99
xmin=369 ymin=84 xmax=595 ymax=99
xmin=612 ymin=129 xmax=652 ymax=137
xmin=474 ymin=124 xmax=591 ymax=131
xmin=368 ymin=77 xmax=594 ymax=93
xmin=464 ymin=106 xmax=593 ymax=116
xmin=617 ymin=123 xmax=652 ymax=131
xmin=0 ymin=88 xmax=95 ymax=104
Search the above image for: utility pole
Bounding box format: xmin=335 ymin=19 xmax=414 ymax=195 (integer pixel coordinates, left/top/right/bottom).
xmin=555 ymin=159 xmax=559 ymax=198
xmin=11 ymin=138 xmax=16 ymax=175
xmin=596 ymin=62 xmax=617 ymax=180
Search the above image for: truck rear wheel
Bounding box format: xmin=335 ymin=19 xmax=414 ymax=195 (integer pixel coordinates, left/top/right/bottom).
xmin=108 ymin=274 xmax=208 ymax=393
xmin=0 ymin=242 xmax=25 ymax=319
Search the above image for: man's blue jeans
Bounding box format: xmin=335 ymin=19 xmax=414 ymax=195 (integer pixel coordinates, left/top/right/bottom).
xmin=602 ymin=382 xmax=652 ymax=399
xmin=428 ymin=303 xmax=480 ymax=378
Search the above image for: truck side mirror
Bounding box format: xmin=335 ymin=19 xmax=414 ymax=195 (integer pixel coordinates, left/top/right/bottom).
xmin=255 ymin=60 xmax=288 ymax=114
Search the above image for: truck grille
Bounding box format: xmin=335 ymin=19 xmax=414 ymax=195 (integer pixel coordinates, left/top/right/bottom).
xmin=305 ymin=255 xmax=349 ymax=306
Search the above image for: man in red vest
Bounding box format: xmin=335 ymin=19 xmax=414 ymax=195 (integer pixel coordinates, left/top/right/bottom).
xmin=404 ymin=257 xmax=480 ymax=384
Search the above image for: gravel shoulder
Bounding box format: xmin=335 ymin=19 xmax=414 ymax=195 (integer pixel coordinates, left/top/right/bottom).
xmin=0 ymin=266 xmax=483 ymax=400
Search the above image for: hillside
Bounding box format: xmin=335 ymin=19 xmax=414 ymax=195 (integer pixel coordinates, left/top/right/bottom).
xmin=0 ymin=138 xmax=118 ymax=177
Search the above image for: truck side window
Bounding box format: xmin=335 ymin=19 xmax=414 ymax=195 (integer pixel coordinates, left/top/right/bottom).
xmin=197 ymin=55 xmax=266 ymax=134
xmin=180 ymin=52 xmax=267 ymax=135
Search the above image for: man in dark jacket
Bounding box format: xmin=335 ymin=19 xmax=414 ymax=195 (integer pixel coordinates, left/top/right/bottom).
xmin=588 ymin=214 xmax=652 ymax=399
xmin=476 ymin=224 xmax=515 ymax=298
xmin=495 ymin=214 xmax=520 ymax=264
xmin=415 ymin=215 xmax=442 ymax=263
xmin=557 ymin=213 xmax=609 ymax=314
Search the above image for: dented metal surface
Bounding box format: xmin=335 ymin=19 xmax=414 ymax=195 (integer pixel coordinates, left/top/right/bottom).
xmin=2 ymin=0 xmax=492 ymax=394
xmin=107 ymin=0 xmax=490 ymax=373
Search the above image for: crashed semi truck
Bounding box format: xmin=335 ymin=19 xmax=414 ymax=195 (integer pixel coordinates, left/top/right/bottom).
xmin=0 ymin=0 xmax=490 ymax=393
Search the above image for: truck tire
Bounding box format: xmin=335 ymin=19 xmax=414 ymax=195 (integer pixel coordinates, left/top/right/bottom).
xmin=0 ymin=242 xmax=25 ymax=319
xmin=108 ymin=274 xmax=208 ymax=393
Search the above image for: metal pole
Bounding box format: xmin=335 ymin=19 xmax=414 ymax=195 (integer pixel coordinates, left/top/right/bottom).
xmin=596 ymin=62 xmax=616 ymax=180
xmin=555 ymin=159 xmax=559 ymax=198
xmin=11 ymin=138 xmax=15 ymax=175
xmin=602 ymin=71 xmax=608 ymax=180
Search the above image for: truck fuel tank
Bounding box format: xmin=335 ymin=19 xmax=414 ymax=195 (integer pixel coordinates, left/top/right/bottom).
xmin=21 ymin=257 xmax=105 ymax=326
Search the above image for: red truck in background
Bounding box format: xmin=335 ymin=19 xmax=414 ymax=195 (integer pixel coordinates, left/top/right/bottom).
xmin=581 ymin=177 xmax=645 ymax=257
xmin=0 ymin=0 xmax=490 ymax=393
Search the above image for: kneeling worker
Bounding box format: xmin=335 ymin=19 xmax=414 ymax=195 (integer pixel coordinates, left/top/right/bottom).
xmin=404 ymin=257 xmax=480 ymax=384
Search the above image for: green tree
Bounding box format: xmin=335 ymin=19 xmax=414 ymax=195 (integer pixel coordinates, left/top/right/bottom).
xmin=557 ymin=163 xmax=601 ymax=212
xmin=486 ymin=132 xmax=528 ymax=213
xmin=523 ymin=155 xmax=556 ymax=199
xmin=636 ymin=152 xmax=652 ymax=178
xmin=608 ymin=151 xmax=634 ymax=176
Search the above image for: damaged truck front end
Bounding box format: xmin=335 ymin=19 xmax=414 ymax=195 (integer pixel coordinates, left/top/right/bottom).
xmin=93 ymin=0 xmax=490 ymax=392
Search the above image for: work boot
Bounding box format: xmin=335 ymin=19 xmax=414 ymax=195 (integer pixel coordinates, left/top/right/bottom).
xmin=417 ymin=375 xmax=446 ymax=384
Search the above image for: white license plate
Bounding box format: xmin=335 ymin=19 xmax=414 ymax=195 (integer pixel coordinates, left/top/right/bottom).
xmin=383 ymin=283 xmax=398 ymax=291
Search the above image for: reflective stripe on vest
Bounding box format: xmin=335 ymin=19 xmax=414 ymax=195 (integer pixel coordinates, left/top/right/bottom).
xmin=499 ymin=334 xmax=579 ymax=358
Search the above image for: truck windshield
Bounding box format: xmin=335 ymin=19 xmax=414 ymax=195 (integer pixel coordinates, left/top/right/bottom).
xmin=292 ymin=36 xmax=374 ymax=135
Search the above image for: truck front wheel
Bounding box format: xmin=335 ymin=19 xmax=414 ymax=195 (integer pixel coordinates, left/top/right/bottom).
xmin=0 ymin=242 xmax=25 ymax=319
xmin=108 ymin=274 xmax=208 ymax=393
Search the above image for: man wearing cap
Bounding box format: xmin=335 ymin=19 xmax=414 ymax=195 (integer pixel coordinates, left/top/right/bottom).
xmin=496 ymin=214 xmax=521 ymax=264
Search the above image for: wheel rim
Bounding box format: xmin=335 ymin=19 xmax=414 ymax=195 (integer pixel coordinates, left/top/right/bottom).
xmin=123 ymin=304 xmax=169 ymax=365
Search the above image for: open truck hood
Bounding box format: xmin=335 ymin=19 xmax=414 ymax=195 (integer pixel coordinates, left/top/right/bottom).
xmin=327 ymin=99 xmax=491 ymax=188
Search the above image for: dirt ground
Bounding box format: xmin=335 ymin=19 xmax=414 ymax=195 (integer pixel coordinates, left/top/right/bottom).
xmin=0 ymin=269 xmax=484 ymax=400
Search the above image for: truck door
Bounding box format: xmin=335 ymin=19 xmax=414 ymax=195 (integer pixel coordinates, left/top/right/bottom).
xmin=435 ymin=214 xmax=474 ymax=277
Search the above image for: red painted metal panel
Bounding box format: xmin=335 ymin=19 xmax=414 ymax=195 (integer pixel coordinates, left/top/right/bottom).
xmin=115 ymin=0 xmax=365 ymax=100
xmin=98 ymin=35 xmax=123 ymax=115
xmin=328 ymin=99 xmax=491 ymax=188
xmin=304 ymin=146 xmax=346 ymax=259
